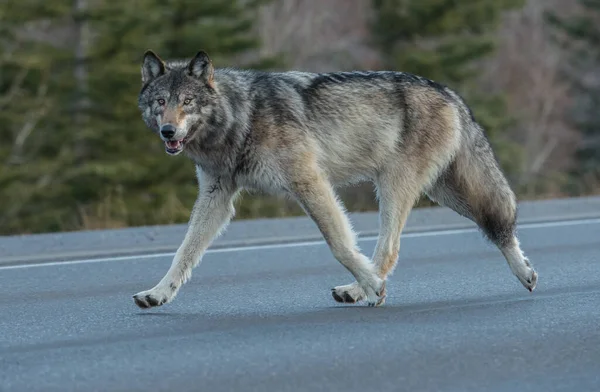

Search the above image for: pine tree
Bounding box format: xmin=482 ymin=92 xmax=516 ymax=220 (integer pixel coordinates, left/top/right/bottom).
xmin=0 ymin=0 xmax=79 ymax=233
xmin=370 ymin=0 xmax=525 ymax=179
xmin=547 ymin=0 xmax=600 ymax=193
xmin=0 ymin=0 xmax=277 ymax=234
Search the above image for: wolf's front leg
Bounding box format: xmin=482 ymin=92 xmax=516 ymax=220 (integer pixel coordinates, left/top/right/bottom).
xmin=133 ymin=173 xmax=238 ymax=309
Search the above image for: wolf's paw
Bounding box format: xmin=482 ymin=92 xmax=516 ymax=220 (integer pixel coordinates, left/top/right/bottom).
xmin=517 ymin=267 xmax=538 ymax=293
xmin=510 ymin=256 xmax=538 ymax=293
xmin=331 ymin=282 xmax=365 ymax=304
xmin=331 ymin=279 xmax=386 ymax=307
xmin=363 ymin=278 xmax=386 ymax=307
xmin=133 ymin=285 xmax=175 ymax=309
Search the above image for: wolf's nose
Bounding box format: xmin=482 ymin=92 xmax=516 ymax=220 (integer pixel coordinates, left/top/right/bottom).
xmin=160 ymin=124 xmax=176 ymax=139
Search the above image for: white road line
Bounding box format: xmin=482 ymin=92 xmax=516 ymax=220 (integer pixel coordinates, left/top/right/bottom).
xmin=1 ymin=217 xmax=600 ymax=271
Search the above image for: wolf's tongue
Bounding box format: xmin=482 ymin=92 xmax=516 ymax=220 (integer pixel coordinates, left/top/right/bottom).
xmin=166 ymin=140 xmax=180 ymax=149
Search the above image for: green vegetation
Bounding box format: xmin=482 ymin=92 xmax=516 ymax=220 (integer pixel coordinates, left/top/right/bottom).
xmin=1 ymin=0 xmax=595 ymax=235
xmin=0 ymin=0 xmax=276 ymax=234
xmin=547 ymin=0 xmax=600 ymax=194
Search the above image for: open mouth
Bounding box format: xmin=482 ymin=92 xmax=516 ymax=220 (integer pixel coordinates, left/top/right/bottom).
xmin=164 ymin=138 xmax=187 ymax=155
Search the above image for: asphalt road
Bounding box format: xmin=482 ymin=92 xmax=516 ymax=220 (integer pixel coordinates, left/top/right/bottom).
xmin=1 ymin=217 xmax=599 ymax=392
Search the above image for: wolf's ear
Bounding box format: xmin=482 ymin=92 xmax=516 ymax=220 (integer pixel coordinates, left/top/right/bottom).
xmin=187 ymin=51 xmax=214 ymax=87
xmin=142 ymin=50 xmax=165 ymax=84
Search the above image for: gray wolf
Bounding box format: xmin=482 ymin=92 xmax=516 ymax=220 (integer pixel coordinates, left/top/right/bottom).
xmin=132 ymin=50 xmax=538 ymax=309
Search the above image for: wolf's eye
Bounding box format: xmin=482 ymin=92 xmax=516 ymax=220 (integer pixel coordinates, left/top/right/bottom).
xmin=157 ymin=98 xmax=166 ymax=106
xmin=183 ymin=98 xmax=192 ymax=105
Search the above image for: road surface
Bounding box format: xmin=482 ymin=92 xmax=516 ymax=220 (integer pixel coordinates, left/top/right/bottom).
xmin=1 ymin=207 xmax=599 ymax=391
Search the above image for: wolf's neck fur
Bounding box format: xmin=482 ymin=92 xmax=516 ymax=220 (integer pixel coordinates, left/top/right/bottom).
xmin=184 ymin=69 xmax=253 ymax=178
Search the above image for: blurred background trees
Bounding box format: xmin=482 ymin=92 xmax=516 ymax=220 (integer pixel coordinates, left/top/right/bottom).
xmin=547 ymin=0 xmax=600 ymax=195
xmin=0 ymin=0 xmax=275 ymax=233
xmin=0 ymin=0 xmax=597 ymax=235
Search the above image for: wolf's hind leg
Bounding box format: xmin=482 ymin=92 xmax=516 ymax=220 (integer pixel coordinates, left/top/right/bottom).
xmin=290 ymin=172 xmax=385 ymax=307
xmin=426 ymin=148 xmax=538 ymax=292
xmin=133 ymin=171 xmax=238 ymax=309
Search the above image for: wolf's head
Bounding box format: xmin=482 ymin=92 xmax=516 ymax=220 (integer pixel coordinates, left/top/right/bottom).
xmin=138 ymin=50 xmax=218 ymax=156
